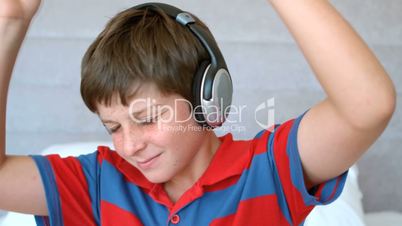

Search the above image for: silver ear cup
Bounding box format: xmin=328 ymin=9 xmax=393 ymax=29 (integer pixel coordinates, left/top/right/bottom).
xmin=192 ymin=61 xmax=210 ymax=126
xmin=200 ymin=68 xmax=233 ymax=128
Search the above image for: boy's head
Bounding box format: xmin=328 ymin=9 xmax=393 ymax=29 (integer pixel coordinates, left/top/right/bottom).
xmin=80 ymin=4 xmax=213 ymax=115
xmin=79 ymin=4 xmax=226 ymax=183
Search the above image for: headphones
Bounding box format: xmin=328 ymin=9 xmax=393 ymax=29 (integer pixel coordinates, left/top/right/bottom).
xmin=131 ymin=2 xmax=233 ymax=128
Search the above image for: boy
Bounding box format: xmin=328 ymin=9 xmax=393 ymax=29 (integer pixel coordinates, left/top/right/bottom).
xmin=0 ymin=0 xmax=396 ymax=226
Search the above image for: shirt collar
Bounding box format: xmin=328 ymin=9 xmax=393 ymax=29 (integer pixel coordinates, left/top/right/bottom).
xmin=197 ymin=133 xmax=252 ymax=187
xmin=114 ymin=132 xmax=252 ymax=190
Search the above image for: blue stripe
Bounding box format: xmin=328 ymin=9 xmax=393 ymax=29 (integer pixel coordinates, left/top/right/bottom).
xmin=30 ymin=155 xmax=64 ymax=226
xmin=319 ymin=176 xmax=338 ymax=202
xmin=254 ymin=129 xmax=265 ymax=139
xmin=267 ymin=132 xmax=293 ymax=225
xmin=286 ymin=110 xmax=348 ymax=206
xmin=77 ymin=152 xmax=100 ymax=225
xmin=319 ymin=174 xmax=347 ymax=204
xmin=173 ymin=169 xmax=273 ymax=225
xmin=178 ymin=178 xmax=246 ymax=225
xmin=286 ymin=110 xmax=319 ymax=206
xmin=241 ymin=153 xmax=277 ymax=199
xmin=177 ymin=151 xmax=282 ymax=225
xmin=100 ymin=160 xmax=168 ymax=225
xmin=33 ymin=216 xmax=50 ymax=226
xmin=331 ymin=176 xmax=347 ymax=204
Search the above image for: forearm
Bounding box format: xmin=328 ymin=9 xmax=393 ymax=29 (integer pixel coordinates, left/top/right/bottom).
xmin=268 ymin=0 xmax=396 ymax=129
xmin=0 ymin=19 xmax=30 ymax=162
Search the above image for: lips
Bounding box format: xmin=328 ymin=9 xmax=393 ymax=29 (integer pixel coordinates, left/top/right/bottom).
xmin=138 ymin=153 xmax=161 ymax=164
xmin=137 ymin=153 xmax=162 ymax=170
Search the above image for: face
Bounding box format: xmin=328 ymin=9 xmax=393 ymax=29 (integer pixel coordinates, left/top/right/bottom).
xmin=96 ymin=83 xmax=210 ymax=184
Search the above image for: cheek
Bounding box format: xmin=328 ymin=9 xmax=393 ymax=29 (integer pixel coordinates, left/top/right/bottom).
xmin=164 ymin=130 xmax=203 ymax=160
xmin=176 ymin=106 xmax=193 ymax=125
xmin=164 ymin=102 xmax=193 ymax=125
xmin=111 ymin=134 xmax=124 ymax=152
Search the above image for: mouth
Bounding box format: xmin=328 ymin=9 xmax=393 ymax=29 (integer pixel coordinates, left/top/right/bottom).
xmin=137 ymin=153 xmax=162 ymax=170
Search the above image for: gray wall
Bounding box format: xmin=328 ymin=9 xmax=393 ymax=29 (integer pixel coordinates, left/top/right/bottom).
xmin=6 ymin=0 xmax=402 ymax=213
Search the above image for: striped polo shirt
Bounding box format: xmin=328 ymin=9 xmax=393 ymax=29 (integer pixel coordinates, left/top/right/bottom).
xmin=31 ymin=112 xmax=347 ymax=226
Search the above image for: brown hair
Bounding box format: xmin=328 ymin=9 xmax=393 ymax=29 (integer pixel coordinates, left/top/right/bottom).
xmin=80 ymin=6 xmax=215 ymax=113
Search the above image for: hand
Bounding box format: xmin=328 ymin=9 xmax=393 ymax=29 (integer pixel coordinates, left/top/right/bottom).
xmin=0 ymin=0 xmax=41 ymax=21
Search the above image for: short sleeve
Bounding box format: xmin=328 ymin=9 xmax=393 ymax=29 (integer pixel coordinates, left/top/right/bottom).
xmin=263 ymin=110 xmax=348 ymax=224
xmin=30 ymin=151 xmax=101 ymax=226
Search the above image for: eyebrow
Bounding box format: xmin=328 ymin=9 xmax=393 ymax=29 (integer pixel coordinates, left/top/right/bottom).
xmin=100 ymin=104 xmax=162 ymax=124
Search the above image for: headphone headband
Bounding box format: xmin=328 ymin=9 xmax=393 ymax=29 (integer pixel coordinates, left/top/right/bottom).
xmin=131 ymin=2 xmax=228 ymax=100
xmin=130 ymin=2 xmax=233 ymax=128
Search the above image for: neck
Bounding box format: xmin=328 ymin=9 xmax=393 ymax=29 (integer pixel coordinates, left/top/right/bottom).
xmin=163 ymin=130 xmax=221 ymax=202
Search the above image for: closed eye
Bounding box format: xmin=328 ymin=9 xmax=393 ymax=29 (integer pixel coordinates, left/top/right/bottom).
xmin=104 ymin=110 xmax=167 ymax=134
xmin=138 ymin=115 xmax=159 ymax=126
xmin=138 ymin=110 xmax=168 ymax=126
xmin=105 ymin=125 xmax=120 ymax=134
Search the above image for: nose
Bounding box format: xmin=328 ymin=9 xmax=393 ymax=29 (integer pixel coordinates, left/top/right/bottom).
xmin=122 ymin=126 xmax=147 ymax=157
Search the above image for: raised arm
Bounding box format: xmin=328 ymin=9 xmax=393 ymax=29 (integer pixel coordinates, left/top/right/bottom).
xmin=0 ymin=0 xmax=48 ymax=215
xmin=267 ymin=0 xmax=396 ymax=187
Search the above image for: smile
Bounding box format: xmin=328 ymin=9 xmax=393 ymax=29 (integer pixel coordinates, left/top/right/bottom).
xmin=137 ymin=153 xmax=162 ymax=170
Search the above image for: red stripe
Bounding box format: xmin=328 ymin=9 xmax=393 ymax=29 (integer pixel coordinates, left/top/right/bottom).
xmin=97 ymin=146 xmax=154 ymax=190
xmin=47 ymin=155 xmax=96 ymax=226
xmin=252 ymin=129 xmax=272 ymax=154
xmin=101 ymin=201 xmax=144 ymax=226
xmin=203 ymin=175 xmax=241 ymax=192
xmin=314 ymin=182 xmax=325 ymax=201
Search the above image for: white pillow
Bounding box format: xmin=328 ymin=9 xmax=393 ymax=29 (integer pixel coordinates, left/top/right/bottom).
xmin=305 ymin=165 xmax=366 ymax=226
xmin=0 ymin=211 xmax=36 ymax=226
xmin=40 ymin=141 xmax=114 ymax=156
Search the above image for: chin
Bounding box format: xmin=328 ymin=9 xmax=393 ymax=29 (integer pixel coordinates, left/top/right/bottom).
xmin=143 ymin=171 xmax=173 ymax=184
